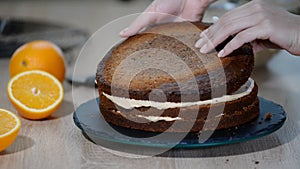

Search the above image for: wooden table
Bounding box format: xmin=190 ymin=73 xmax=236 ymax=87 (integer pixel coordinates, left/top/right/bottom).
xmin=1 ymin=1 xmax=300 ymax=169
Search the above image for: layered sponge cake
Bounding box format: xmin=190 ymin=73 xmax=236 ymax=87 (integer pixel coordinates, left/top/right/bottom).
xmin=96 ymin=22 xmax=259 ymax=133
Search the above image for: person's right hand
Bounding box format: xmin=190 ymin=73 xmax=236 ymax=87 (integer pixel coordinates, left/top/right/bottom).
xmin=195 ymin=0 xmax=300 ymax=57
xmin=120 ymin=0 xmax=216 ymax=37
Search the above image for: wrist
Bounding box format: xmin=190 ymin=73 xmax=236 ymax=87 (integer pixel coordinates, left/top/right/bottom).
xmin=201 ymin=0 xmax=216 ymax=7
xmin=290 ymin=14 xmax=300 ymax=55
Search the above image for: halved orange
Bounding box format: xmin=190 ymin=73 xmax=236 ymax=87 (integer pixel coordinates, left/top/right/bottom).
xmin=0 ymin=109 xmax=21 ymax=152
xmin=7 ymin=70 xmax=64 ymax=120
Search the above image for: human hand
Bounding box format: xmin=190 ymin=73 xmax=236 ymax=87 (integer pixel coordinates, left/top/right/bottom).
xmin=195 ymin=0 xmax=300 ymax=57
xmin=120 ymin=0 xmax=216 ymax=37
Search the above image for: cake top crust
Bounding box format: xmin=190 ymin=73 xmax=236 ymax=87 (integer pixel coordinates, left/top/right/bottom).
xmin=96 ymin=22 xmax=254 ymax=102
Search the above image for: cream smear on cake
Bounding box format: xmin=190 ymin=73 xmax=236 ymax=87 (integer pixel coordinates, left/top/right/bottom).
xmin=136 ymin=115 xmax=182 ymax=122
xmin=102 ymin=78 xmax=254 ymax=110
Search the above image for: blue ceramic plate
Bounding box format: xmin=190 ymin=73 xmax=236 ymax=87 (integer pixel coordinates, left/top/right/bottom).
xmin=73 ymin=97 xmax=286 ymax=148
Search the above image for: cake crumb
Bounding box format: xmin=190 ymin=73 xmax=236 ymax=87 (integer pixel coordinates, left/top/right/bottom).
xmin=265 ymin=112 xmax=272 ymax=121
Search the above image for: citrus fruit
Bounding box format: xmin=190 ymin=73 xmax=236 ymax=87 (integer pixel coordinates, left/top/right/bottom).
xmin=7 ymin=70 xmax=64 ymax=120
xmin=0 ymin=109 xmax=21 ymax=152
xmin=9 ymin=40 xmax=66 ymax=82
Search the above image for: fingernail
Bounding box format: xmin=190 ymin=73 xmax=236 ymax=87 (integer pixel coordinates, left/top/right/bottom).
xmin=120 ymin=28 xmax=129 ymax=36
xmin=218 ymin=49 xmax=225 ymax=57
xmin=200 ymin=44 xmax=208 ymax=53
xmin=200 ymin=29 xmax=208 ymax=37
xmin=212 ymin=16 xmax=219 ymax=23
xmin=195 ymin=39 xmax=203 ymax=48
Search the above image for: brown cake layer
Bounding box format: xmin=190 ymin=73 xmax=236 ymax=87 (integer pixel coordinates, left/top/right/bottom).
xmin=96 ymin=22 xmax=254 ymax=102
xmin=99 ymin=82 xmax=259 ymax=132
xmin=100 ymin=97 xmax=259 ymax=133
xmin=100 ymin=82 xmax=258 ymax=119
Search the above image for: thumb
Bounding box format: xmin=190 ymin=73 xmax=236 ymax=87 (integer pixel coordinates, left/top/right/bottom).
xmin=120 ymin=4 xmax=158 ymax=37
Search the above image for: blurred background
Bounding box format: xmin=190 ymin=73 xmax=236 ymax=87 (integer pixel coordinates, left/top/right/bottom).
xmin=1 ymin=0 xmax=298 ymax=34
xmin=0 ymin=0 xmax=151 ymax=35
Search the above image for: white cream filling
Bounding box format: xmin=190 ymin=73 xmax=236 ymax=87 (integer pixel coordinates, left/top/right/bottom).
xmin=136 ymin=115 xmax=182 ymax=122
xmin=102 ymin=78 xmax=254 ymax=110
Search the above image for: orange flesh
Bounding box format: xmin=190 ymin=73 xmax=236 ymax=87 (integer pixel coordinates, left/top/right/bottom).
xmin=11 ymin=73 xmax=60 ymax=109
xmin=0 ymin=111 xmax=16 ymax=135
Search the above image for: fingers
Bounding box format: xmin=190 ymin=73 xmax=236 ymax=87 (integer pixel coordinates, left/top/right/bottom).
xmin=120 ymin=3 xmax=157 ymax=37
xmin=195 ymin=13 xmax=258 ymax=54
xmin=217 ymin=27 xmax=261 ymax=57
xmin=179 ymin=1 xmax=207 ymax=21
xmin=120 ymin=0 xmax=183 ymax=37
xmin=251 ymin=41 xmax=267 ymax=53
xmin=120 ymin=0 xmax=213 ymax=37
xmin=251 ymin=40 xmax=282 ymax=53
xmin=195 ymin=1 xmax=270 ymax=56
xmin=120 ymin=13 xmax=158 ymax=37
xmin=196 ymin=5 xmax=260 ymax=52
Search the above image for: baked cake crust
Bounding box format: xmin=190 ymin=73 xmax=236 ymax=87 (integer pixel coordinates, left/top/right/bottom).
xmin=96 ymin=22 xmax=254 ymax=102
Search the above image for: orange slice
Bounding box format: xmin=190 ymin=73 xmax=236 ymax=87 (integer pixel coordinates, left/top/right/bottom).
xmin=0 ymin=109 xmax=21 ymax=152
xmin=7 ymin=70 xmax=64 ymax=120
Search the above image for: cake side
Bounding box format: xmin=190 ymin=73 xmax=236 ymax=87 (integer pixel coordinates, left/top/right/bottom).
xmin=100 ymin=97 xmax=259 ymax=132
xmin=99 ymin=80 xmax=259 ymax=132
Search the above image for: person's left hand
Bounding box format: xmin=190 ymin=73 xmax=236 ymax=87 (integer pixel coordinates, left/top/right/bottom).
xmin=195 ymin=0 xmax=300 ymax=57
xmin=120 ymin=0 xmax=216 ymax=37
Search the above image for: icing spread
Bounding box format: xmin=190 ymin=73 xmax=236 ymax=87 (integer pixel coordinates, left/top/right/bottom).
xmin=103 ymin=78 xmax=254 ymax=110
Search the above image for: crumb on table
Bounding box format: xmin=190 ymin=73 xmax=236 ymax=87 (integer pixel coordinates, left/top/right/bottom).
xmin=265 ymin=112 xmax=272 ymax=120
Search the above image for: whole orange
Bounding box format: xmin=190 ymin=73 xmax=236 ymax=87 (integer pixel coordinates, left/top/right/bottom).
xmin=9 ymin=40 xmax=66 ymax=82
